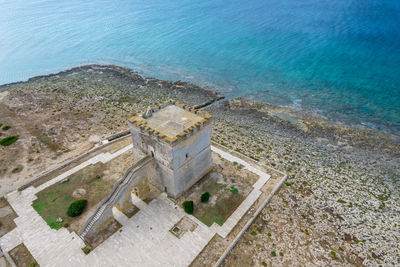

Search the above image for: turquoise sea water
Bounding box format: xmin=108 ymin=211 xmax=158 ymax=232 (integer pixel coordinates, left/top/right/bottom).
xmin=1 ymin=0 xmax=399 ymax=135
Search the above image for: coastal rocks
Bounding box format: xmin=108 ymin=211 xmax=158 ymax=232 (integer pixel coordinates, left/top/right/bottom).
xmin=209 ymin=102 xmax=399 ymax=266
xmin=0 ymin=64 xmax=398 ymax=266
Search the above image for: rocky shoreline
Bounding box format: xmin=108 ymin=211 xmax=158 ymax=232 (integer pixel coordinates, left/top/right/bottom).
xmin=0 ymin=65 xmax=399 ymax=266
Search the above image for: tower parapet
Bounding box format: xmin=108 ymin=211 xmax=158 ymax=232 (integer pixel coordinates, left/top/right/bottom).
xmin=128 ymin=100 xmax=213 ymax=198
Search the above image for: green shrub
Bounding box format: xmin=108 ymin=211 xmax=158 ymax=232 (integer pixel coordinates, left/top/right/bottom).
xmin=82 ymin=246 xmax=91 ymax=254
xmin=0 ymin=135 xmax=19 ymax=146
xmin=12 ymin=166 xmax=23 ymax=173
xmin=261 ymin=261 xmax=267 ymax=266
xmin=28 ymin=262 xmax=37 ymax=267
xmin=201 ymin=192 xmax=210 ymax=203
xmin=330 ymin=250 xmax=337 ymax=259
xmin=271 ymin=251 xmax=277 ymax=257
xmin=41 ymin=135 xmax=51 ymax=143
xmin=2 ymin=125 xmax=11 ymax=131
xmin=182 ymin=200 xmax=194 ymax=214
xmin=67 ymin=199 xmax=87 ymax=217
xmin=230 ymin=186 xmax=238 ymax=194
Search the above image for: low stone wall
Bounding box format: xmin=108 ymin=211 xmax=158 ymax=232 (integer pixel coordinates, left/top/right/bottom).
xmin=106 ymin=130 xmax=130 ymax=142
xmin=16 ymin=134 xmax=131 ymax=192
xmin=210 ymin=141 xmax=287 ymax=267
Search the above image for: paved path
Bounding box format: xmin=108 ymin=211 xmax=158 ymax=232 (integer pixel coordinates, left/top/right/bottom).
xmin=0 ymin=145 xmax=133 ymax=266
xmin=0 ymin=144 xmax=270 ymax=266
xmin=209 ymin=146 xmax=270 ymax=238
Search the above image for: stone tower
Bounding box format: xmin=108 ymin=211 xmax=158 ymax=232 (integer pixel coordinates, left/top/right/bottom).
xmin=128 ymin=100 xmax=213 ymax=198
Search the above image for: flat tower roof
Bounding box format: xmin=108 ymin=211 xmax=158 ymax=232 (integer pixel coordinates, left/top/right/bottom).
xmin=128 ymin=100 xmax=212 ymax=143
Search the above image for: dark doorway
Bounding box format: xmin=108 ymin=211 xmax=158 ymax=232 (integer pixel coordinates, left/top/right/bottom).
xmin=151 ymin=151 xmax=154 ymax=157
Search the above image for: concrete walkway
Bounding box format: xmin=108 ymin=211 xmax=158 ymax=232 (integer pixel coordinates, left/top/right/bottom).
xmin=0 ymin=144 xmax=270 ymax=266
xmin=209 ymin=146 xmax=270 ymax=238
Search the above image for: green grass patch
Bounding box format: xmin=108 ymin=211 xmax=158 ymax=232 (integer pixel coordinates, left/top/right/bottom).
xmin=192 ymin=177 xmax=247 ymax=227
xmin=0 ymin=135 xmax=19 ymax=146
xmin=2 ymin=125 xmax=11 ymax=131
xmin=32 ymin=162 xmax=115 ymax=230
xmin=194 ymin=192 xmax=244 ymax=226
xmin=285 ymin=182 xmax=292 ymax=186
xmin=250 ymin=231 xmax=257 ymax=235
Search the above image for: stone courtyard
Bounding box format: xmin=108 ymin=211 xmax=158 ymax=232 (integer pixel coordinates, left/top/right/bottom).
xmin=0 ymin=141 xmax=284 ymax=266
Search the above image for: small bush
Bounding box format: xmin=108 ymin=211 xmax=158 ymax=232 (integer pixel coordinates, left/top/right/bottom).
xmin=67 ymin=199 xmax=87 ymax=217
xmin=230 ymin=186 xmax=238 ymax=194
xmin=63 ymin=222 xmax=70 ymax=228
xmin=201 ymin=192 xmax=210 ymax=203
xmin=250 ymin=231 xmax=257 ymax=235
xmin=82 ymin=246 xmax=91 ymax=254
xmin=330 ymin=250 xmax=337 ymax=259
xmin=28 ymin=262 xmax=37 ymax=267
xmin=41 ymin=135 xmax=51 ymax=143
xmin=285 ymin=182 xmax=292 ymax=186
xmin=12 ymin=166 xmax=23 ymax=173
xmin=0 ymin=135 xmax=19 ymax=146
xmin=271 ymin=251 xmax=276 ymax=257
xmin=182 ymin=200 xmax=194 ymax=214
xmin=261 ymin=261 xmax=267 ymax=266
xmin=2 ymin=125 xmax=11 ymax=131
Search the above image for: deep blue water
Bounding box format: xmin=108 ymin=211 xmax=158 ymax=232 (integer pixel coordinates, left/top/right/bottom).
xmin=1 ymin=0 xmax=400 ymax=135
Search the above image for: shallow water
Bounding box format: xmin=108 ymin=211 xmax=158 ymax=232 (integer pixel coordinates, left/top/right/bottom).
xmin=1 ymin=0 xmax=399 ymax=135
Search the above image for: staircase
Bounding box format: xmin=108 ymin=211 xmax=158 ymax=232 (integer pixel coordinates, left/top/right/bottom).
xmin=79 ymin=156 xmax=152 ymax=238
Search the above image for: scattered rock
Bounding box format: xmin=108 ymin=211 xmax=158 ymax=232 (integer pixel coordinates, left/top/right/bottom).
xmin=72 ymin=188 xmax=87 ymax=198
